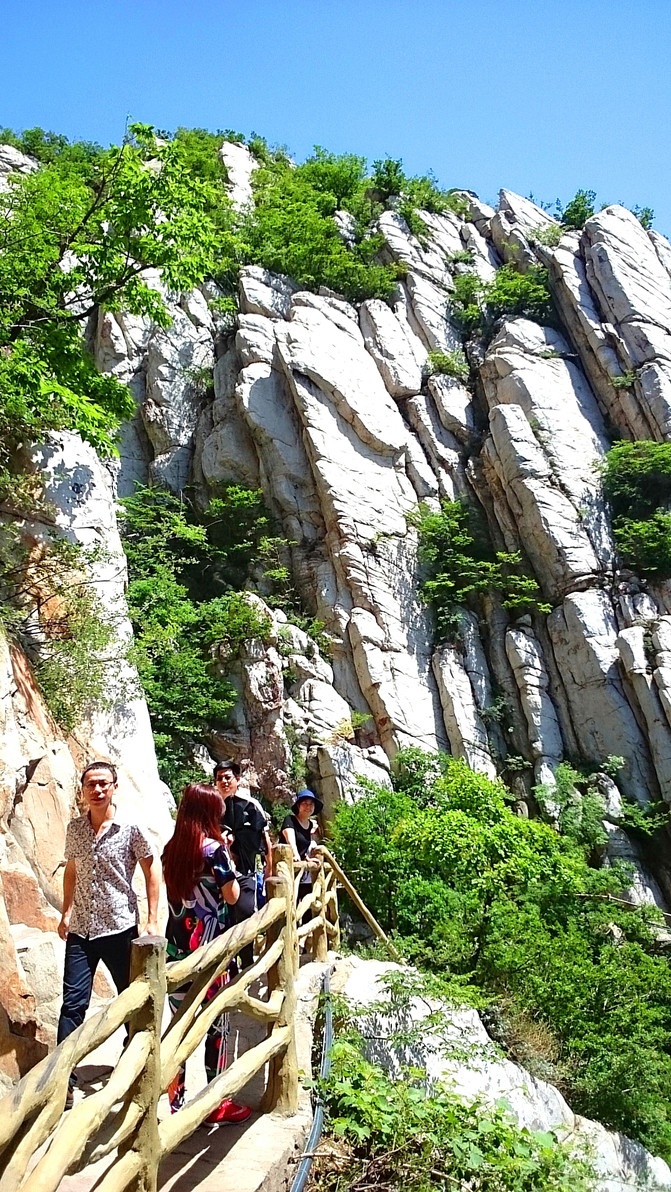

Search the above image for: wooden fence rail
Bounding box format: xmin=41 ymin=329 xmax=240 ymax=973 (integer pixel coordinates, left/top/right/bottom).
xmin=0 ymin=841 xmax=392 ymax=1192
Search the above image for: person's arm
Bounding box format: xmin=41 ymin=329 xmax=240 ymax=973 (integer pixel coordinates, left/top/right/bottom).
xmin=138 ymin=854 xmax=161 ymax=935
xmin=221 ymin=876 xmax=240 ymax=906
xmin=282 ymin=825 xmax=300 ymax=863
xmin=58 ymin=859 xmax=76 ymax=940
xmin=263 ymin=829 xmax=273 ymax=879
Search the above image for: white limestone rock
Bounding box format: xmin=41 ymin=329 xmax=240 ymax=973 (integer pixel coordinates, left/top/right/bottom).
xmin=276 ymin=297 xmax=409 ymax=457
xmin=0 ymin=144 xmax=37 ymax=190
xmin=483 ymin=403 xmax=604 ymax=599
xmin=649 ymin=229 xmax=671 ymax=283
xmin=238 ymin=265 xmax=298 ymax=319
xmin=428 ymin=373 xmax=477 ymax=443
xmin=219 ymin=140 xmax=256 ymax=210
xmin=547 ymin=591 xmax=657 ymax=805
xmin=432 ymin=641 xmax=497 ymax=778
xmin=25 ymin=434 xmax=175 ymax=839
xmin=377 ymin=210 xmax=453 ymax=287
xmin=179 ymin=287 xmax=214 ymax=334
xmin=312 ymin=740 xmax=391 ymax=819
xmin=236 ymin=312 xmax=277 ymax=367
xmin=601 ymin=820 xmax=667 ymax=910
xmin=489 ymin=191 xmax=556 ymax=273
xmin=505 ymin=625 xmax=564 ymax=786
xmin=143 ymin=305 xmax=214 ymax=490
xmin=197 ymin=347 xmax=261 ymax=489
xmin=405 ymin=393 xmax=465 ymax=501
xmin=616 ymin=626 xmax=671 ymax=800
xmin=481 ymin=319 xmax=614 ymax=571
xmin=450 ymin=191 xmax=496 ymax=233
xmin=235 ymin=362 xmax=325 ymax=544
xmin=275 ymin=302 xmax=445 ymax=754
xmin=359 ymin=299 xmax=425 ymax=397
xmin=333 ymin=209 xmax=357 ymax=246
xmin=499 ymin=189 xmax=557 ymax=234
xmin=404 ymin=270 xmax=463 ymax=354
xmin=542 ymin=232 xmax=652 ymax=440
xmin=582 ymin=205 xmax=671 ymax=440
xmin=460 ymin=220 xmax=499 ymax=281
xmin=292 ymin=677 xmax=352 ymax=741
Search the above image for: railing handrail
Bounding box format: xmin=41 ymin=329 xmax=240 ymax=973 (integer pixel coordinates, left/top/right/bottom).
xmin=0 ymin=843 xmax=393 ymax=1192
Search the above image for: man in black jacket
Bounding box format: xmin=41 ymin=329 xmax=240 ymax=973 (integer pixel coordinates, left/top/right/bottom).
xmin=214 ymin=760 xmax=272 ymax=966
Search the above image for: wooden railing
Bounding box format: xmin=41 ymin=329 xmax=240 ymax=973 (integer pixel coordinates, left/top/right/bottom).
xmin=0 ymin=843 xmax=393 ymax=1192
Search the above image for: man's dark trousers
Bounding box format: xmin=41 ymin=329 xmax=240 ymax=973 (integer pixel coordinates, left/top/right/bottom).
xmin=57 ymin=925 xmax=138 ymax=1044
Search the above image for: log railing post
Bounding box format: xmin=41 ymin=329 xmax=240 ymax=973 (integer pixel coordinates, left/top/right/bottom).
xmin=326 ymin=863 xmax=341 ymax=950
xmin=313 ymin=857 xmax=329 ymax=963
xmin=261 ymin=844 xmax=298 ymax=1115
xmin=123 ymin=935 xmax=167 ymax=1192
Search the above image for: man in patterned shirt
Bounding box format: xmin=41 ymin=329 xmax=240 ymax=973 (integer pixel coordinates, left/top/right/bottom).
xmin=57 ymin=761 xmax=161 ymax=1100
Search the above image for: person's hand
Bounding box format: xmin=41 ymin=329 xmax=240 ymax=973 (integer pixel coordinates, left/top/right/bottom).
xmin=58 ymin=914 xmax=70 ymax=941
xmin=142 ymin=919 xmax=159 ymax=937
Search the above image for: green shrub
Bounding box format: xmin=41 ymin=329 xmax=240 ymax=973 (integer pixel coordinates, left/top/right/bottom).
xmin=601 ymin=440 xmax=671 ymax=520
xmin=610 ymin=370 xmax=637 ymax=389
xmin=559 ymin=190 xmax=597 ymax=229
xmin=528 ymin=223 xmax=563 ymax=247
xmin=240 ymin=147 xmax=398 ymax=303
xmin=614 ymin=512 xmax=671 ymax=576
xmin=119 ymin=485 xmax=281 ymax=792
xmin=426 ymin=348 xmax=469 ymax=381
xmin=315 ymin=1037 xmax=595 ymax=1192
xmin=0 ymin=123 xmax=220 ymax=498
xmin=451 ymin=264 xmax=555 ymax=336
xmin=411 ymin=499 xmax=550 ymax=641
xmin=632 ymin=204 xmax=655 ymax=230
xmin=332 ymin=750 xmax=671 ymax=1159
xmin=601 ymin=440 xmax=671 ymax=577
xmin=0 ymin=524 xmax=126 ymax=731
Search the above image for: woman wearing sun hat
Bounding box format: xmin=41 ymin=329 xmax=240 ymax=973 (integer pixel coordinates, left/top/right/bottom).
xmin=281 ymin=789 xmax=323 ymax=910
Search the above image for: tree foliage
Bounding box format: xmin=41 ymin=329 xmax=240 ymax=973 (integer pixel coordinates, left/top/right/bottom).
xmin=411 ymin=499 xmax=550 ymax=641
xmin=332 ymin=749 xmax=671 ymax=1160
xmin=602 ymin=440 xmax=671 ymax=577
xmin=315 ymin=1038 xmax=595 ymax=1192
xmin=118 ymin=485 xmax=281 ymax=793
xmin=0 ymin=123 xmax=220 ymax=496
xmin=450 ymin=264 xmax=555 ymax=337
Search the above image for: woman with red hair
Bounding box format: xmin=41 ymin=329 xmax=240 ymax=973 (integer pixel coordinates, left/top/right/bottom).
xmin=162 ymin=783 xmax=251 ymax=1124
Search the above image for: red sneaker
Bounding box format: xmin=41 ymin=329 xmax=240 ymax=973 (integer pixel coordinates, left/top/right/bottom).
xmin=206 ymin=1099 xmax=251 ymax=1125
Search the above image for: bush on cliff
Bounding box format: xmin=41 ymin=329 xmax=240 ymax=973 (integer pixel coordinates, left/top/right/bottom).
xmin=332 ymin=749 xmax=671 ymax=1160
xmin=119 ymin=485 xmax=278 ymax=792
xmin=314 ymin=1037 xmax=595 ymax=1192
xmin=411 ymin=498 xmax=550 ymax=641
xmin=602 ymin=440 xmax=671 ymax=577
xmin=451 ymin=264 xmax=556 ymax=337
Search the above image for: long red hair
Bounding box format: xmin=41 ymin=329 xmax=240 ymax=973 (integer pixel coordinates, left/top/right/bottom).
xmin=162 ymin=783 xmax=225 ymax=904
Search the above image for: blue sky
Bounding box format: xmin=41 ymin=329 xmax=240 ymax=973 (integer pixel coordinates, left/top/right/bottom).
xmin=2 ymin=0 xmax=670 ymax=230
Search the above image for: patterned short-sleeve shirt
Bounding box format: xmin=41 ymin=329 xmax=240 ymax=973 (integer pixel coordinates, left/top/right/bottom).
xmin=64 ymin=812 xmax=154 ymax=938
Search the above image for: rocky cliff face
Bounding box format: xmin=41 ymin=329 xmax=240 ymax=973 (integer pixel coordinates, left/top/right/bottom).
xmin=2 ymin=142 xmax=671 ymax=1096
xmin=90 ymin=146 xmax=671 ymax=896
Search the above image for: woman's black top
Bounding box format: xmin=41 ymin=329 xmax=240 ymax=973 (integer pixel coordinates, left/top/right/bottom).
xmin=281 ymin=814 xmax=313 ymax=861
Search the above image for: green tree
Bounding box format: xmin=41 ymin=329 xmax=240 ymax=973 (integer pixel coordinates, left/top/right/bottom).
xmin=0 ymin=123 xmax=220 ymax=497
xmin=411 ymin=499 xmax=549 ymax=641
xmin=119 ymin=485 xmax=279 ymax=792
xmin=602 ymin=440 xmax=671 ymax=577
xmin=332 ymin=751 xmax=671 ymax=1159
